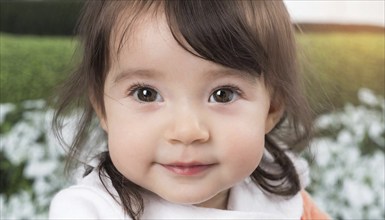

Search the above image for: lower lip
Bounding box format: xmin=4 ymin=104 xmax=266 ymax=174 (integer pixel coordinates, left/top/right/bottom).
xmin=162 ymin=164 xmax=214 ymax=176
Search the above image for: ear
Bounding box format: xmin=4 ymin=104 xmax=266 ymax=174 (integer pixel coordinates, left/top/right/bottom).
xmin=89 ymin=95 xmax=108 ymax=132
xmin=97 ymin=110 xmax=108 ymax=132
xmin=264 ymin=98 xmax=285 ymax=134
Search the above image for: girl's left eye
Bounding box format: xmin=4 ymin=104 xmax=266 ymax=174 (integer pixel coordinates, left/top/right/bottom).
xmin=209 ymin=87 xmax=240 ymax=103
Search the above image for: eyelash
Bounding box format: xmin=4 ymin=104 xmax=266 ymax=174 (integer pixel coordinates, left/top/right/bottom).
xmin=211 ymin=84 xmax=243 ymax=96
xmin=126 ymin=82 xmax=156 ymax=96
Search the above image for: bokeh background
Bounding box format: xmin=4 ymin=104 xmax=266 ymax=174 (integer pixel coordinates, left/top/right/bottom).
xmin=1 ymin=0 xmax=384 ymax=219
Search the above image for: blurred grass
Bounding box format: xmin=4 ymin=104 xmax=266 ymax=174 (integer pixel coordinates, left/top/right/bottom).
xmin=298 ymin=32 xmax=384 ymax=113
xmin=0 ymin=33 xmax=76 ymax=103
xmin=0 ymin=32 xmax=384 ymax=112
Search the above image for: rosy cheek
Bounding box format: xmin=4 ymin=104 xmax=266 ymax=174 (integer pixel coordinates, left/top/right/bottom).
xmin=222 ymin=131 xmax=264 ymax=163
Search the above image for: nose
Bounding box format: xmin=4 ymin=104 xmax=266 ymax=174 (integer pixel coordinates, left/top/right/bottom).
xmin=165 ymin=105 xmax=210 ymax=146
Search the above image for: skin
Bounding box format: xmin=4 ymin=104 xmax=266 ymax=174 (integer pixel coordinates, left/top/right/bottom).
xmin=94 ymin=14 xmax=283 ymax=210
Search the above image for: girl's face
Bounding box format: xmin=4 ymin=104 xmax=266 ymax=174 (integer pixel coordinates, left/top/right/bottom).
xmin=98 ymin=14 xmax=282 ymax=209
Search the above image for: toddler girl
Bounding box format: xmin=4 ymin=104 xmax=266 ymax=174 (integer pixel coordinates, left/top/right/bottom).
xmin=50 ymin=0 xmax=329 ymax=219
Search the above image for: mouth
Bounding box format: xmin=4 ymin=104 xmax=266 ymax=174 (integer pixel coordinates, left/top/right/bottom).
xmin=161 ymin=162 xmax=215 ymax=176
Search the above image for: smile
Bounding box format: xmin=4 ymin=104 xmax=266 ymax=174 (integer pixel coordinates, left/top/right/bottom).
xmin=161 ymin=162 xmax=215 ymax=176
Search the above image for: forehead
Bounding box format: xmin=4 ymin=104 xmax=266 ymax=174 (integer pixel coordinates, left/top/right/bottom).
xmin=109 ymin=9 xmax=172 ymax=71
xmin=109 ymin=2 xmax=164 ymax=57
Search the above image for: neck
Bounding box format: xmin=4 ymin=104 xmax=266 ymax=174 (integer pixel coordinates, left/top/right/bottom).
xmin=194 ymin=189 xmax=230 ymax=210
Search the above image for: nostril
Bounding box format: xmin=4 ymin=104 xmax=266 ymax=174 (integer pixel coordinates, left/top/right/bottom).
xmin=165 ymin=121 xmax=210 ymax=145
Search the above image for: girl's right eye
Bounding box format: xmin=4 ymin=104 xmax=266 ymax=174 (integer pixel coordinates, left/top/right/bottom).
xmin=128 ymin=86 xmax=163 ymax=102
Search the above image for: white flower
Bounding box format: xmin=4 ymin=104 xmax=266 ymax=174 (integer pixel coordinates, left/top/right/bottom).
xmin=358 ymin=88 xmax=379 ymax=107
xmin=0 ymin=103 xmax=15 ymax=125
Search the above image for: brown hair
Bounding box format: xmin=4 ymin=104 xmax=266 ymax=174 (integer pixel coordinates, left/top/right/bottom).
xmin=53 ymin=1 xmax=313 ymax=219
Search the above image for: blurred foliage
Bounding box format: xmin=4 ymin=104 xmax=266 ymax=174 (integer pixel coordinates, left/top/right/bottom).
xmin=0 ymin=33 xmax=77 ymax=103
xmin=0 ymin=0 xmax=83 ymax=36
xmin=306 ymin=89 xmax=384 ymax=219
xmin=0 ymin=101 xmax=69 ymax=219
xmin=0 ymin=32 xmax=384 ymax=111
xmin=0 ymin=152 xmax=33 ymax=199
xmin=298 ymin=32 xmax=385 ymax=113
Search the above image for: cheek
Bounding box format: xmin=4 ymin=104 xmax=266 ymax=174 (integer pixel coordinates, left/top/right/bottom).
xmin=107 ymin=128 xmax=157 ymax=185
xmin=107 ymin=129 xmax=140 ymax=172
xmin=225 ymin=132 xmax=264 ymax=166
xmin=105 ymin=114 xmax=156 ymax=178
xmin=105 ymin=103 xmax=151 ymax=154
xmin=218 ymin=119 xmax=266 ymax=176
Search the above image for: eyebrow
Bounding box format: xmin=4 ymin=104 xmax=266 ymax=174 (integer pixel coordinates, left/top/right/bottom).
xmin=112 ymin=69 xmax=163 ymax=83
xmin=112 ymin=67 xmax=257 ymax=84
xmin=204 ymin=68 xmax=257 ymax=83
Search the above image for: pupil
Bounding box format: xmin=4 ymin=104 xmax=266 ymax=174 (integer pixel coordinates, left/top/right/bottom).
xmin=138 ymin=88 xmax=156 ymax=102
xmin=215 ymin=89 xmax=232 ymax=102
